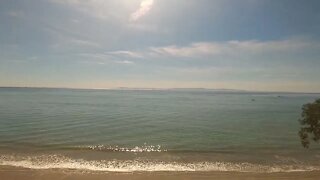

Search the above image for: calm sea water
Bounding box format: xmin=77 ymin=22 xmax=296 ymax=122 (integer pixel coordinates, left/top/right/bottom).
xmin=0 ymin=87 xmax=320 ymax=172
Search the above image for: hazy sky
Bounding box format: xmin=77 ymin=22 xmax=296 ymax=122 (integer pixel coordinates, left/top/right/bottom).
xmin=1 ymin=0 xmax=320 ymax=92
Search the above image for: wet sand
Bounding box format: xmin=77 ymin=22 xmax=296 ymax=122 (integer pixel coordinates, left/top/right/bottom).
xmin=1 ymin=166 xmax=320 ymax=180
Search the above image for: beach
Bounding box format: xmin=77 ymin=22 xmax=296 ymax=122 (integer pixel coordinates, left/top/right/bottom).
xmin=1 ymin=166 xmax=320 ymax=180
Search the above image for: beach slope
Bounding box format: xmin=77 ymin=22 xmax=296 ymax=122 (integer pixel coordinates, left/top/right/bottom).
xmin=1 ymin=166 xmax=320 ymax=180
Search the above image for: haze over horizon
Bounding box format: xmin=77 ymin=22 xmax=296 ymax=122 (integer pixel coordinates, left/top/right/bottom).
xmin=1 ymin=0 xmax=320 ymax=93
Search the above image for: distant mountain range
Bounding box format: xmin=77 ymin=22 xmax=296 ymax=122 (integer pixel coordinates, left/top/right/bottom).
xmin=117 ymin=87 xmax=248 ymax=92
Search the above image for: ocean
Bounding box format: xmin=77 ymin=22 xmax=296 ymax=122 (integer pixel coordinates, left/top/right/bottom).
xmin=0 ymin=87 xmax=319 ymax=172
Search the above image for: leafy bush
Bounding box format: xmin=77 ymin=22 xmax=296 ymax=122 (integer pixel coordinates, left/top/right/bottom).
xmin=299 ymin=99 xmax=320 ymax=148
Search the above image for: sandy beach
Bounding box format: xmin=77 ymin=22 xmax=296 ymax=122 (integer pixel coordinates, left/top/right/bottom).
xmin=1 ymin=166 xmax=320 ymax=180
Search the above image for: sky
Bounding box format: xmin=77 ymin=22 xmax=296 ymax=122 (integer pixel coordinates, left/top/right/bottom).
xmin=1 ymin=0 xmax=320 ymax=92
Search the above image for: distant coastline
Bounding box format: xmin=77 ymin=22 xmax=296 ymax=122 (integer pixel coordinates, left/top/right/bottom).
xmin=0 ymin=86 xmax=320 ymax=94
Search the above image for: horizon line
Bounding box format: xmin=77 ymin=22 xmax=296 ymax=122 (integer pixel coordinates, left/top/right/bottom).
xmin=0 ymin=86 xmax=320 ymax=94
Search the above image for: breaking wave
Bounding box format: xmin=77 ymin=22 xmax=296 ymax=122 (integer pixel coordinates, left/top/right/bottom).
xmin=0 ymin=154 xmax=319 ymax=173
xmin=74 ymin=144 xmax=166 ymax=152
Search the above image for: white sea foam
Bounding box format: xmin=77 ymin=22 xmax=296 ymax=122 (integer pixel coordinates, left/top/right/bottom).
xmin=0 ymin=155 xmax=319 ymax=173
xmin=81 ymin=144 xmax=166 ymax=152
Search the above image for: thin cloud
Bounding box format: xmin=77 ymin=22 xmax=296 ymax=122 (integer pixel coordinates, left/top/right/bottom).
xmin=108 ymin=51 xmax=143 ymax=58
xmin=77 ymin=53 xmax=112 ymax=60
xmin=49 ymin=37 xmax=101 ymax=52
xmin=130 ymin=0 xmax=154 ymax=21
xmin=44 ymin=26 xmax=101 ymax=52
xmin=68 ymin=38 xmax=101 ymax=48
xmin=104 ymin=38 xmax=318 ymax=61
xmin=142 ymin=38 xmax=317 ymax=58
xmin=114 ymin=60 xmax=135 ymax=65
xmin=77 ymin=53 xmax=135 ymax=65
xmin=115 ymin=39 xmax=312 ymax=58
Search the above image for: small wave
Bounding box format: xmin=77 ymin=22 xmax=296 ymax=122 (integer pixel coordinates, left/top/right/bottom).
xmin=75 ymin=144 xmax=167 ymax=153
xmin=0 ymin=154 xmax=319 ymax=173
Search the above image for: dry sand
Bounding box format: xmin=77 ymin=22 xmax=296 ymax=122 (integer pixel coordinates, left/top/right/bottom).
xmin=1 ymin=166 xmax=320 ymax=180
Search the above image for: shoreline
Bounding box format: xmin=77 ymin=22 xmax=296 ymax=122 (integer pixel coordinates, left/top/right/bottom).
xmin=1 ymin=166 xmax=320 ymax=180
